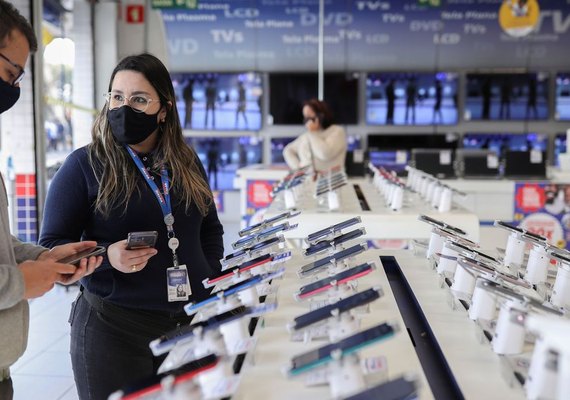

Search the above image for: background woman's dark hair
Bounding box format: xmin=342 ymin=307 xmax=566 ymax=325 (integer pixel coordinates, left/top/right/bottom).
xmin=0 ymin=0 xmax=38 ymax=52
xmin=304 ymin=98 xmax=334 ymax=129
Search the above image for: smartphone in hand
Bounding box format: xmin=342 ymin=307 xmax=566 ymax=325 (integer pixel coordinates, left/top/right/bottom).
xmin=56 ymin=246 xmax=106 ymax=266
xmin=126 ymin=231 xmax=158 ymax=250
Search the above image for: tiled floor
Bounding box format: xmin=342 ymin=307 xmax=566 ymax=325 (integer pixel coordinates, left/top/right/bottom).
xmin=10 ymin=222 xmax=240 ymax=400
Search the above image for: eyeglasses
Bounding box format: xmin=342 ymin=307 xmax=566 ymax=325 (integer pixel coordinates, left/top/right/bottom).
xmin=104 ymin=92 xmax=159 ymax=113
xmin=303 ymin=116 xmax=317 ymax=124
xmin=0 ymin=52 xmax=25 ymax=87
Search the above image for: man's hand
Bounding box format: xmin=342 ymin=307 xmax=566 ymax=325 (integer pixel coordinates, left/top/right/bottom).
xmin=18 ymin=260 xmax=77 ymax=299
xmin=37 ymin=241 xmax=104 ymax=286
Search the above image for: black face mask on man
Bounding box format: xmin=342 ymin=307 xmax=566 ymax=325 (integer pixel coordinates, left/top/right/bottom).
xmin=108 ymin=106 xmax=159 ymax=145
xmin=0 ymin=77 xmax=21 ymax=114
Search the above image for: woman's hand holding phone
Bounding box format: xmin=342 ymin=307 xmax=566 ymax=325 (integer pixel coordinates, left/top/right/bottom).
xmin=107 ymin=239 xmax=158 ymax=274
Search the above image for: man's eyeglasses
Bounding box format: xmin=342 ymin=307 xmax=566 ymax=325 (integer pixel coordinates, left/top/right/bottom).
xmin=0 ymin=53 xmax=25 ymax=87
xmin=104 ymin=92 xmax=159 ymax=113
xmin=303 ymin=116 xmax=317 ymax=124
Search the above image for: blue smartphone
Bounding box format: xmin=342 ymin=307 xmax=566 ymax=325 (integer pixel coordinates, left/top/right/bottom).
xmin=150 ymin=305 xmax=248 ymax=356
xmin=296 ymin=263 xmax=375 ymax=300
xmin=184 ymin=268 xmax=284 ymax=315
xmin=232 ymin=222 xmax=296 ymax=250
xmin=307 ymin=217 xmax=362 ymax=243
xmin=287 ymin=322 xmax=396 ymax=376
xmin=291 ymin=288 xmax=382 ymax=331
xmin=238 ymin=211 xmax=299 ymax=237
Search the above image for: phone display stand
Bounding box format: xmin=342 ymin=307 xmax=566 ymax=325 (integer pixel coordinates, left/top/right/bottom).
xmin=437 ymin=187 xmax=453 ymax=213
xmin=436 ymin=242 xmax=459 ymax=278
xmin=430 ymin=185 xmax=443 ymax=209
xmin=327 ymin=310 xmax=360 ymax=343
xmin=197 ymin=358 xmax=239 ymax=399
xmin=284 ymin=189 xmax=297 ymax=210
xmin=523 ymin=313 xmax=570 ymax=400
xmin=522 ymin=235 xmax=551 ymax=285
xmin=550 ymin=262 xmax=570 ymax=309
xmin=469 ymin=280 xmax=498 ymax=322
xmin=495 ymin=222 xmax=526 ymax=272
xmin=327 ymin=352 xmax=366 ymax=399
xmin=390 ymin=184 xmax=404 ymax=212
xmin=328 ymin=190 xmax=340 ymax=211
xmin=492 ymin=298 xmax=527 ymax=355
xmin=450 ymin=261 xmax=477 ymax=302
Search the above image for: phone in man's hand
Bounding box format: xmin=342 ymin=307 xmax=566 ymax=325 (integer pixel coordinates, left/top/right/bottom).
xmin=56 ymin=246 xmax=106 ymax=266
xmin=126 ymin=231 xmax=158 ymax=250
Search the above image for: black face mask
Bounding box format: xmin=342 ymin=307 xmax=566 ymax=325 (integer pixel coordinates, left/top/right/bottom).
xmin=0 ymin=77 xmax=21 ymax=114
xmin=108 ymin=106 xmax=159 ymax=145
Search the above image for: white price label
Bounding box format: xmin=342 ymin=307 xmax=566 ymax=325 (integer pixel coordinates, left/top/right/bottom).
xmin=396 ymin=150 xmax=408 ymax=164
xmin=530 ymin=150 xmax=543 ymax=164
xmin=487 ymin=154 xmax=499 ymax=169
xmin=439 ymin=150 xmax=452 ymax=165
xmin=353 ymin=149 xmax=364 ymax=163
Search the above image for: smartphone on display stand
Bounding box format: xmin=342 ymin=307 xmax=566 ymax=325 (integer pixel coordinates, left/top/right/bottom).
xmin=232 ymin=222 xmax=296 ymax=250
xmin=125 ymin=231 xmax=158 ymax=250
xmin=418 ymin=214 xmax=466 ymax=236
xmin=307 ymin=217 xmax=362 ymax=243
xmin=296 ymin=262 xmax=375 ymax=299
xmin=304 ymin=228 xmax=366 ymax=257
xmin=221 ymin=236 xmax=284 ymax=268
xmin=238 ymin=211 xmax=300 ymax=237
xmin=57 ymin=246 xmax=106 ymax=266
xmin=287 ymin=322 xmax=396 ymax=376
xmin=343 ymin=376 xmax=418 ymax=400
xmin=299 ymin=243 xmax=368 ymax=277
xmin=291 ymin=288 xmax=383 ymax=331
xmin=110 ymin=353 xmax=218 ymax=399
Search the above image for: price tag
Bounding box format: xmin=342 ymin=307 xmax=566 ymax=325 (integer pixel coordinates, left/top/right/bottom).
xmin=530 ymin=150 xmax=543 ymax=164
xmin=304 ymin=369 xmax=329 ymax=387
xmin=309 ymin=299 xmax=331 ymax=311
xmin=353 ymin=149 xmax=364 ymax=163
xmin=360 ymin=356 xmax=388 ymax=375
xmin=439 ymin=150 xmax=452 ymax=165
xmin=487 ymin=154 xmax=499 ymax=169
xmin=396 ymin=150 xmax=408 ymax=164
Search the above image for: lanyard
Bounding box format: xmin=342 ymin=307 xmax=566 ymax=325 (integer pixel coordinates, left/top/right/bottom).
xmin=125 ymin=145 xmax=180 ymax=266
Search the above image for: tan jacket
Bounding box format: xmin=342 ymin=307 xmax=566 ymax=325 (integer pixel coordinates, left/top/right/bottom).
xmin=283 ymin=124 xmax=347 ymax=171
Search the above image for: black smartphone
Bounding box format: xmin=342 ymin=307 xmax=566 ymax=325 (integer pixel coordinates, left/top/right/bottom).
xmin=418 ymin=214 xmax=466 ymax=236
xmin=56 ymin=246 xmax=106 ymax=266
xmin=296 ymin=263 xmax=375 ymax=299
xmin=150 ymin=305 xmax=248 ymax=355
xmin=315 ymin=180 xmax=348 ymax=197
xmin=299 ymin=243 xmax=367 ymax=277
xmin=222 ymin=236 xmax=282 ymax=263
xmin=494 ymin=220 xmax=525 ymax=234
xmin=458 ymin=257 xmax=528 ymax=288
xmin=448 ymin=241 xmax=497 ymax=264
xmin=207 ymin=253 xmax=274 ymax=285
xmin=343 ymin=376 xmax=418 ymax=400
xmin=113 ymin=353 xmax=218 ymax=399
xmin=232 ymin=222 xmax=291 ymax=250
xmin=125 ymin=231 xmax=158 ymax=250
xmin=292 ymin=288 xmax=382 ymax=330
xmin=304 ymin=228 xmax=366 ymax=257
xmin=307 ymin=217 xmax=362 ymax=243
xmin=288 ymin=322 xmax=396 ymax=375
xmin=238 ymin=211 xmax=297 ymax=237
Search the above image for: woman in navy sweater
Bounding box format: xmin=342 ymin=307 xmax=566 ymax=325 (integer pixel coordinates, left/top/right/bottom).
xmin=39 ymin=53 xmax=224 ymax=400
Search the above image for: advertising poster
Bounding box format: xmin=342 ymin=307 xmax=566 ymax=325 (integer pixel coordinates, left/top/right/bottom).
xmin=156 ymin=0 xmax=570 ymax=72
xmin=245 ymin=179 xmax=278 ymax=226
xmin=514 ymin=182 xmax=569 ymax=248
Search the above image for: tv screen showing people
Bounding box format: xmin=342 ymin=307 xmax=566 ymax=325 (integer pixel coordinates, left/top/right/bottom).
xmin=555 ymin=73 xmax=570 ymax=121
xmin=462 ymin=132 xmax=548 ymax=158
xmin=184 ymin=136 xmax=262 ymax=190
xmin=269 ymin=72 xmax=359 ymax=125
xmin=366 ymin=72 xmax=458 ymax=126
xmin=464 ymin=72 xmax=549 ymax=121
xmin=171 ymin=72 xmax=263 ymax=131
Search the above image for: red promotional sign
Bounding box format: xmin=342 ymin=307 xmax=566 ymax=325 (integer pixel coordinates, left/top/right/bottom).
xmin=126 ymin=5 xmax=145 ymax=24
xmin=515 ymin=183 xmax=546 ymax=213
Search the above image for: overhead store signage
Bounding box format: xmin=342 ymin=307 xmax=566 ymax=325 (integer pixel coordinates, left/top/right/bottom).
xmin=158 ymin=0 xmax=570 ymax=72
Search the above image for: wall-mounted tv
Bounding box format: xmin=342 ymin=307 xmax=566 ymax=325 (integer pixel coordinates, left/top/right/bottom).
xmin=555 ymin=73 xmax=570 ymax=121
xmin=171 ymin=72 xmax=263 ymax=131
xmin=462 ymin=133 xmax=548 ymax=158
xmin=367 ymin=133 xmax=459 ymax=150
xmin=464 ymin=72 xmax=549 ymax=121
xmin=268 ymin=72 xmax=359 ymax=125
xmin=366 ymin=72 xmax=458 ymax=126
xmin=368 ymin=150 xmax=409 ymax=175
xmin=184 ymin=136 xmax=262 ymax=190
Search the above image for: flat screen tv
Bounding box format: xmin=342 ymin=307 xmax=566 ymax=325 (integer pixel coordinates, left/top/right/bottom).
xmin=462 ymin=133 xmax=548 ymax=158
xmin=464 ymin=72 xmax=549 ymax=121
xmin=555 ymin=73 xmax=570 ymax=121
xmin=367 ymin=133 xmax=459 ymax=150
xmin=268 ymin=72 xmax=359 ymax=125
xmin=171 ymin=72 xmax=263 ymax=131
xmin=366 ymin=72 xmax=458 ymax=126
xmin=368 ymin=150 xmax=410 ymax=175
xmin=184 ymin=136 xmax=262 ymax=190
